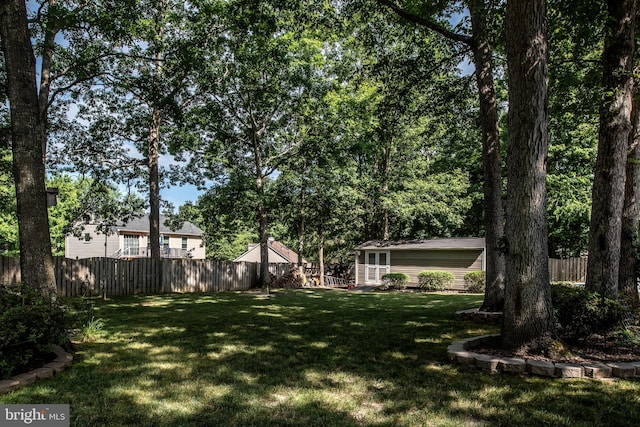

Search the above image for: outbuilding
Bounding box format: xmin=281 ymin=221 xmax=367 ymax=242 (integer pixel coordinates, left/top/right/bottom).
xmin=234 ymin=238 xmax=310 ymax=266
xmin=354 ymin=237 xmax=485 ymax=290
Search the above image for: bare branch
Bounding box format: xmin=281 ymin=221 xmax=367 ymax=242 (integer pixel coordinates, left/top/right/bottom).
xmin=376 ymin=0 xmax=474 ymax=47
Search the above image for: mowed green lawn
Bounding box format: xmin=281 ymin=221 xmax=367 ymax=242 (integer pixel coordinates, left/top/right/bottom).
xmin=2 ymin=290 xmax=639 ymax=426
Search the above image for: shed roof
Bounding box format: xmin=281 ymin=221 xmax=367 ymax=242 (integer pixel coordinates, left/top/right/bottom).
xmin=356 ymin=237 xmax=485 ymax=251
xmin=115 ymin=214 xmax=204 ymax=237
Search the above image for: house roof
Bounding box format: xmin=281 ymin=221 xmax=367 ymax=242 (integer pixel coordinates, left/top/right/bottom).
xmin=356 ymin=237 xmax=485 ymax=251
xmin=234 ymin=239 xmax=308 ymax=264
xmin=115 ymin=214 xmax=204 ymax=237
xmin=268 ymin=240 xmax=307 ymax=264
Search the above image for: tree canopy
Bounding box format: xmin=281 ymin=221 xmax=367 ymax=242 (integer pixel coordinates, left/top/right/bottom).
xmin=2 ymin=0 xmax=638 ymax=345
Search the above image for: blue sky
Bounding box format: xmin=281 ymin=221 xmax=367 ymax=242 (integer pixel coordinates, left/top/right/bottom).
xmin=162 ymin=183 xmax=204 ymax=208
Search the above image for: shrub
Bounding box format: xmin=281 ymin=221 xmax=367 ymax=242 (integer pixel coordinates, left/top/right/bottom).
xmin=463 ymin=271 xmax=485 ymax=293
xmin=380 ymin=273 xmax=410 ymax=290
xmin=418 ymin=270 xmax=454 ymax=291
xmin=0 ymin=283 xmax=68 ymax=380
xmin=551 ymin=282 xmax=627 ymax=343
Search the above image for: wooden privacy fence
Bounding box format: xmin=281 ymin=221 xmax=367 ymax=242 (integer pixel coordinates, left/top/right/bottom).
xmin=548 ymin=257 xmax=587 ymax=283
xmin=1 ymin=257 xmax=265 ymax=297
xmin=1 ymin=256 xmax=589 ymax=296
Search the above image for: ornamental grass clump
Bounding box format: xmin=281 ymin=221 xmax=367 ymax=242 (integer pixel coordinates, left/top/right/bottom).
xmin=380 ymin=272 xmax=410 ymax=290
xmin=418 ymin=270 xmax=454 ymax=291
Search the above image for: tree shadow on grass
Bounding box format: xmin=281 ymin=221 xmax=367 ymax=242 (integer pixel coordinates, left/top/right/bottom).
xmin=1 ymin=290 xmax=639 ymax=426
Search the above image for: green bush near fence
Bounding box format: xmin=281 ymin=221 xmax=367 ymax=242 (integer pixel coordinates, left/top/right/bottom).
xmin=380 ymin=273 xmax=410 ymax=290
xmin=0 ymin=283 xmax=68 ymax=380
xmin=418 ymin=270 xmax=455 ymax=291
xmin=463 ymin=271 xmax=486 ymax=293
xmin=551 ymin=282 xmax=628 ymax=343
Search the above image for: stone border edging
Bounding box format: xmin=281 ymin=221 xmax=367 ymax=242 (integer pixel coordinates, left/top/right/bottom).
xmin=0 ymin=345 xmax=73 ymax=395
xmin=447 ymin=334 xmax=640 ymax=379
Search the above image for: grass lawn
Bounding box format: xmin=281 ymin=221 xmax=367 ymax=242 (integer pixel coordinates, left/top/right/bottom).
xmin=1 ymin=289 xmax=639 ymax=426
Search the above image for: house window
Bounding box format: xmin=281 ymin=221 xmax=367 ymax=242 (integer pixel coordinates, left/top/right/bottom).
xmin=160 ymin=235 xmax=170 ymax=249
xmin=123 ymin=234 xmax=140 ymax=256
xmin=364 ymin=251 xmax=390 ymax=284
xmin=181 ymin=236 xmax=188 ymax=251
xmin=83 ymin=233 xmax=91 ymax=243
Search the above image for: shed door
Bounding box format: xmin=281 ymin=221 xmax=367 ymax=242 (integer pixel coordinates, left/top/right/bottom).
xmin=365 ymin=251 xmax=390 ymax=284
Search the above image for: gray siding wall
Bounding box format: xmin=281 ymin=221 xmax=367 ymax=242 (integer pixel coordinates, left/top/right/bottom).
xmin=65 ymin=224 xmax=120 ymax=259
xmin=356 ymin=249 xmax=484 ymax=290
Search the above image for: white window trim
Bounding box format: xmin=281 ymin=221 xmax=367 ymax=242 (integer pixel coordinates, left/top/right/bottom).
xmin=123 ymin=234 xmax=140 ymax=256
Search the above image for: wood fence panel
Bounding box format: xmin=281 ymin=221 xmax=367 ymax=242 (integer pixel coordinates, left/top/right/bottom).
xmin=4 ymin=256 xmax=590 ymax=295
xmin=213 ymin=260 xmax=220 ymax=292
xmin=175 ymin=259 xmax=184 ymax=292
xmin=233 ymin=262 xmax=240 ymax=291
xmin=53 ymin=257 xmax=64 ymax=296
xmin=0 ymin=257 xmax=20 ymax=284
xmin=235 ymin=261 xmax=243 ymax=290
xmin=2 ymin=257 xmax=262 ymax=296
xmin=200 ymin=260 xmax=209 ymax=292
xmin=548 ymin=258 xmax=587 ymax=283
xmin=190 ymin=259 xmax=198 ymax=292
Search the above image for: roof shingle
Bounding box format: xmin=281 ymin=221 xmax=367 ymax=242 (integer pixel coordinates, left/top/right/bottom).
xmin=115 ymin=214 xmax=203 ymax=236
xmin=356 ymin=237 xmax=485 ymax=250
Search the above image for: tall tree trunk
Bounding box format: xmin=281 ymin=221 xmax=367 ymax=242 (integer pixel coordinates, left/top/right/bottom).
xmin=149 ymin=106 xmax=162 ymax=260
xmin=469 ymin=0 xmax=506 ymax=312
xmin=318 ymin=234 xmax=325 ymax=286
xmin=381 ymin=141 xmax=391 ymax=240
xmin=619 ymin=79 xmax=640 ymax=305
xmin=297 ymin=207 xmax=305 ymax=266
xmin=148 ymin=4 xmax=166 ymax=261
xmin=501 ymin=0 xmax=554 ymax=352
xmin=258 ymin=201 xmax=270 ymax=289
xmin=0 ymin=0 xmax=57 ymax=298
xmin=251 ymin=127 xmax=270 ymax=288
xmin=586 ymin=0 xmax=637 ymax=298
xmin=298 ymin=159 xmax=306 ymax=267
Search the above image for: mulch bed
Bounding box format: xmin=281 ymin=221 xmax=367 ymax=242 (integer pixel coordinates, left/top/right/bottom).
xmin=473 ymin=333 xmax=640 ymax=364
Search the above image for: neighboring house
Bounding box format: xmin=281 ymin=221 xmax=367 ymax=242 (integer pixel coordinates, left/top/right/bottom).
xmin=234 ymin=238 xmax=309 ymax=265
xmin=354 ymin=238 xmax=485 ymax=290
xmin=65 ymin=214 xmax=206 ymax=259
